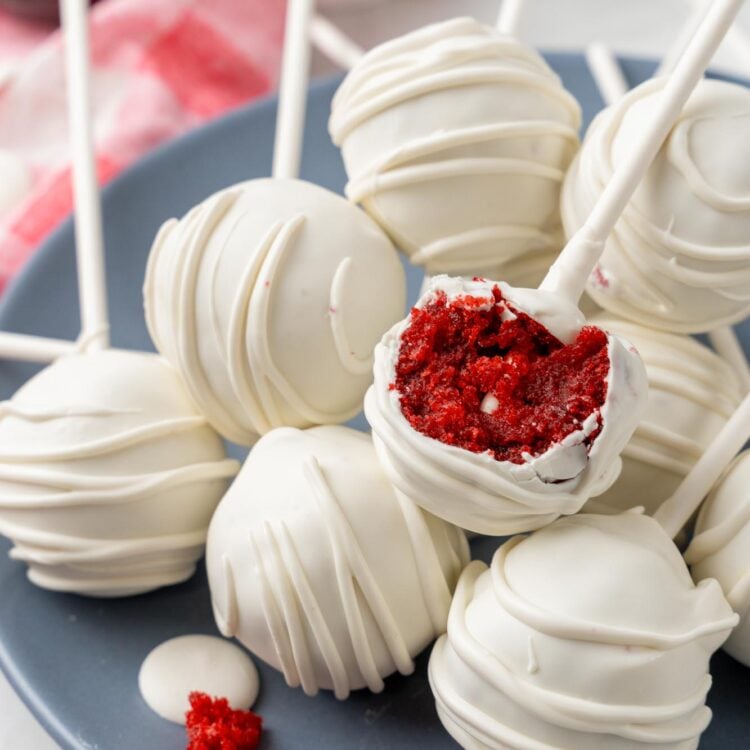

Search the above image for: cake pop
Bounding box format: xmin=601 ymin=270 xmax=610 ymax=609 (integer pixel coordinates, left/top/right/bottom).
xmin=429 ymin=511 xmax=737 ymax=750
xmin=206 ymin=425 xmax=469 ymax=699
xmin=366 ymin=275 xmax=646 ymax=535
xmin=144 ymin=178 xmax=406 ymax=447
xmin=329 ymin=17 xmax=581 ymax=277
xmin=562 ymin=76 xmax=750 ymax=333
xmin=0 ymin=350 xmax=238 ymax=596
xmin=686 ymin=449 xmax=750 ymax=667
xmin=586 ymin=314 xmax=743 ymax=516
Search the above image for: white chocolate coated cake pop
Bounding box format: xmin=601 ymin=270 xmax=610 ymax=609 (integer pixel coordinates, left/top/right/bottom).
xmin=206 ymin=425 xmax=469 ymax=699
xmin=585 ymin=314 xmax=743 ymax=516
xmin=0 ymin=350 xmax=238 ymax=597
xmin=365 ymin=276 xmax=647 ymax=535
xmin=329 ymin=17 xmax=581 ymax=276
xmin=562 ymin=78 xmax=750 ymax=333
xmin=144 ymin=178 xmax=406 ymax=446
xmin=429 ymin=512 xmax=737 ymax=749
xmin=686 ymin=449 xmax=750 ymax=667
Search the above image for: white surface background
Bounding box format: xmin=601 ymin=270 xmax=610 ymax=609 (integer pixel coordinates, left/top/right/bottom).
xmin=3 ymin=0 xmax=750 ymax=747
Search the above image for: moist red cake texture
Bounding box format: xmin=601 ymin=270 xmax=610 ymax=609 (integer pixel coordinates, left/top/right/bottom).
xmin=185 ymin=692 xmax=262 ymax=750
xmin=393 ymin=286 xmax=610 ymax=464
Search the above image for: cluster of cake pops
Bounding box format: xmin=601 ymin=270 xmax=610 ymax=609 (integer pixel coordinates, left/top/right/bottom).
xmin=1 ymin=0 xmax=750 ymax=747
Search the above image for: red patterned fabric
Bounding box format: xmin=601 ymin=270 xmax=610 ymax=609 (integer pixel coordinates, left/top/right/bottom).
xmin=0 ymin=0 xmax=285 ymax=293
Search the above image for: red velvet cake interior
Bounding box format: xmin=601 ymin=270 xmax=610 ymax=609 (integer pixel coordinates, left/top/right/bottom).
xmin=393 ymin=286 xmax=610 ymax=464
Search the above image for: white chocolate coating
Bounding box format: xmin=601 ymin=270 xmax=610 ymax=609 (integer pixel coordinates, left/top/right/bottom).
xmin=686 ymin=450 xmax=750 ymax=667
xmin=0 ymin=350 xmax=238 ymax=597
xmin=329 ymin=17 xmax=581 ymax=276
xmin=144 ymin=178 xmax=406 ymax=446
xmin=139 ymin=635 xmax=259 ymax=724
xmin=365 ymin=276 xmax=648 ymax=536
xmin=585 ymin=315 xmax=743 ymax=516
xmin=429 ymin=512 xmax=738 ymax=749
xmin=562 ymin=78 xmax=750 ymax=333
xmin=206 ymin=425 xmax=469 ymax=699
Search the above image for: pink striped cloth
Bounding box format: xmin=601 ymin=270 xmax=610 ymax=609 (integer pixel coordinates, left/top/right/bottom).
xmin=0 ymin=0 xmax=285 ymax=294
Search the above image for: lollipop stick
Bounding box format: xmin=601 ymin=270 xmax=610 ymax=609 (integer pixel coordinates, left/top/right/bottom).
xmin=60 ymin=0 xmax=109 ymax=351
xmin=496 ymin=0 xmax=526 ymax=36
xmin=310 ymin=14 xmax=364 ymax=69
xmin=654 ymin=390 xmax=750 ymax=538
xmin=0 ymin=332 xmax=77 ymax=363
xmin=585 ymin=43 xmax=628 ymax=105
xmin=273 ymin=0 xmax=314 ymax=180
xmin=540 ymin=0 xmax=743 ymax=306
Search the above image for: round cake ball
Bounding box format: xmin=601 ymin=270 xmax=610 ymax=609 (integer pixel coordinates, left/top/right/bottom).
xmin=585 ymin=315 xmax=744 ymax=516
xmin=429 ymin=512 xmax=737 ymax=749
xmin=562 ymin=78 xmax=750 ymax=333
xmin=206 ymin=425 xmax=469 ymax=699
xmin=329 ymin=17 xmax=581 ymax=276
xmin=686 ymin=449 xmax=750 ymax=667
xmin=365 ymin=276 xmax=647 ymax=535
xmin=0 ymin=350 xmax=239 ymax=597
xmin=144 ymin=178 xmax=406 ymax=446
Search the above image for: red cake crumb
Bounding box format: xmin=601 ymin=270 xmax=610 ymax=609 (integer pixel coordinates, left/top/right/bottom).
xmin=394 ymin=286 xmax=609 ymax=464
xmin=185 ymin=692 xmax=262 ymax=750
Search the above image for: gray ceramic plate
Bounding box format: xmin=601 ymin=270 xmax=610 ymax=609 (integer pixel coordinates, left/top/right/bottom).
xmin=0 ymin=55 xmax=748 ymax=750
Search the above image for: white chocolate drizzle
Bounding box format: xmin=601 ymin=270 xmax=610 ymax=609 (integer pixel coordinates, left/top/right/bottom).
xmin=329 ymin=17 xmax=581 ymax=275
xmin=144 ymin=179 xmax=406 ymax=446
xmin=0 ymin=351 xmax=239 ymax=597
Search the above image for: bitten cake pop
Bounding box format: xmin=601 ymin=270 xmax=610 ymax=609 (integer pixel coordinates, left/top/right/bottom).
xmin=562 ymin=76 xmax=750 ymax=333
xmin=686 ymin=449 xmax=750 ymax=667
xmin=0 ymin=350 xmax=238 ymax=596
xmin=329 ymin=16 xmax=581 ymax=276
xmin=586 ymin=314 xmax=743 ymax=516
xmin=206 ymin=425 xmax=469 ymax=699
xmin=364 ymin=0 xmax=740 ymax=536
xmin=144 ymin=178 xmax=405 ymax=446
xmin=429 ymin=512 xmax=737 ymax=750
xmin=366 ymin=275 xmax=646 ymax=535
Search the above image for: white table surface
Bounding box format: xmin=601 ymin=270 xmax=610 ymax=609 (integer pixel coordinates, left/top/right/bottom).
xmin=3 ymin=0 xmax=750 ymax=747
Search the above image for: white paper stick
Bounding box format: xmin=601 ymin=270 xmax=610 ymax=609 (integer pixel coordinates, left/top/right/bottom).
xmin=60 ymin=0 xmax=109 ymax=351
xmin=310 ymin=14 xmax=363 ymax=70
xmin=496 ymin=0 xmax=526 ymax=36
xmin=540 ymin=0 xmax=743 ymax=306
xmin=0 ymin=332 xmax=77 ymax=363
xmin=657 ymin=0 xmax=710 ymax=76
xmin=709 ymin=327 xmax=750 ymax=392
xmin=585 ymin=43 xmax=628 ymax=105
xmin=654 ymin=390 xmax=750 ymax=538
xmin=273 ymin=0 xmax=315 ymax=180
